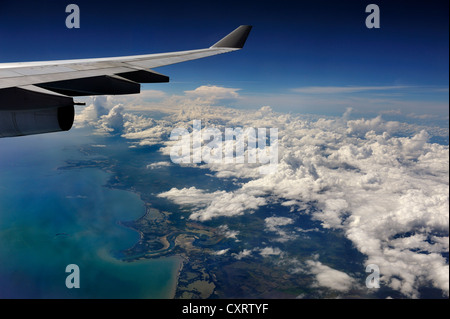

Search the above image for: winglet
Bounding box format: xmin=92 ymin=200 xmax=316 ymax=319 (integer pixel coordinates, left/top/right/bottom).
xmin=211 ymin=25 xmax=252 ymax=49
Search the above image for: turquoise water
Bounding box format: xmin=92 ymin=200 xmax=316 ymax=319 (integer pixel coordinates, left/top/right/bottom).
xmin=0 ymin=133 xmax=180 ymax=298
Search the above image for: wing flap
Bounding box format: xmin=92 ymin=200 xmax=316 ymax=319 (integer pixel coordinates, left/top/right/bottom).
xmin=37 ymin=75 xmax=141 ymax=97
xmin=118 ymin=70 xmax=169 ymax=83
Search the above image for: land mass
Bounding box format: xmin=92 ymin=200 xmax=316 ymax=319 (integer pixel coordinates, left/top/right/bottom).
xmin=57 ymin=145 xmax=375 ymax=299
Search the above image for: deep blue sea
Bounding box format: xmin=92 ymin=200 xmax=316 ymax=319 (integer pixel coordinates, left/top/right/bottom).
xmin=0 ymin=132 xmax=180 ymax=298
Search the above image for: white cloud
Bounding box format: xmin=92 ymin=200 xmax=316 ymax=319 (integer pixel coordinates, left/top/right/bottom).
xmin=146 ymin=161 xmax=172 ymax=169
xmin=259 ymin=247 xmax=283 ymax=257
xmin=292 ymin=86 xmax=411 ymax=94
xmin=218 ymin=225 xmax=240 ymax=239
xmin=98 ymin=104 xmax=125 ymax=134
xmin=346 ymin=115 xmax=401 ymax=136
xmin=184 ymin=85 xmax=241 ymax=103
xmin=233 ymin=249 xmax=253 ymax=260
xmin=306 ymin=259 xmax=356 ymax=292
xmin=74 ymin=96 xmax=109 ymax=127
xmin=164 ymin=101 xmax=447 ymax=298
xmin=264 ymin=217 xmax=297 ymax=242
xmin=73 ymin=85 xmax=449 ymax=298
xmin=213 ymin=248 xmax=230 ymax=255
xmin=265 ymin=217 xmax=293 ymax=229
xmin=157 ymin=187 xmax=266 ymax=221
xmin=157 ymin=187 xmax=215 ymax=207
xmin=149 ymin=100 xmax=447 ymax=297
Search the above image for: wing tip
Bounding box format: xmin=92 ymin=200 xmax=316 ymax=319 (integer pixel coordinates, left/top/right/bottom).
xmin=211 ymin=25 xmax=253 ymax=49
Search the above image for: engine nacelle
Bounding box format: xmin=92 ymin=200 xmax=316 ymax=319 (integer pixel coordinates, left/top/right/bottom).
xmin=0 ymin=105 xmax=74 ymax=138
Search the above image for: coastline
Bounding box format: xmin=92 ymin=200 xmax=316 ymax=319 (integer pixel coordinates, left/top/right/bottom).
xmin=106 ymin=185 xmax=185 ymax=299
xmin=170 ymin=255 xmax=186 ymax=299
xmin=58 ymin=159 xmax=184 ymax=299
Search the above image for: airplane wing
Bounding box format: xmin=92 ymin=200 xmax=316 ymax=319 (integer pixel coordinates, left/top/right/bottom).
xmin=0 ymin=25 xmax=252 ymax=138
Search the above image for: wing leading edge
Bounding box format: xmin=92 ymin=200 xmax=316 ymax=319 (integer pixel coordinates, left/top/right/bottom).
xmin=0 ymin=25 xmax=252 ymax=137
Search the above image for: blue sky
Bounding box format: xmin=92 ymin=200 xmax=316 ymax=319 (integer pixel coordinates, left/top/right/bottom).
xmin=0 ymin=0 xmax=448 ymax=118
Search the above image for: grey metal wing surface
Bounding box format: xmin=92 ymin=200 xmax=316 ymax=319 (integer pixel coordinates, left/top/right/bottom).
xmin=0 ymin=25 xmax=252 ymax=138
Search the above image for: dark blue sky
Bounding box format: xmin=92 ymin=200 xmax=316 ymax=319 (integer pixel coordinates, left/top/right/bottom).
xmin=0 ymin=0 xmax=448 ymax=116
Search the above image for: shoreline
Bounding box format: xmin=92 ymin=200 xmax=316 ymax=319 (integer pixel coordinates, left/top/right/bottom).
xmin=106 ymin=182 xmax=185 ymax=299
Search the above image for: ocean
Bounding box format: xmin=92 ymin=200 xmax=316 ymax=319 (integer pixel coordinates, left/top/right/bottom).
xmin=0 ymin=132 xmax=180 ymax=298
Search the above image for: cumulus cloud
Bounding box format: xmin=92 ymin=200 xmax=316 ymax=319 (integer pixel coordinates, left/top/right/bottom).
xmin=184 ymin=85 xmax=241 ymax=104
xmin=264 ymin=217 xmax=297 ymax=242
xmin=233 ymin=249 xmax=253 ymax=260
xmin=157 ymin=186 xmax=266 ymax=221
xmin=265 ymin=217 xmax=294 ymax=230
xmin=98 ymin=105 xmax=125 ymax=134
xmin=213 ymin=248 xmax=230 ymax=256
xmin=306 ymin=259 xmax=356 ymax=292
xmin=154 ymin=101 xmax=447 ymax=298
xmin=346 ymin=115 xmax=400 ymax=136
xmin=218 ymin=225 xmax=240 ymax=239
xmin=146 ymin=161 xmax=172 ymax=169
xmin=259 ymin=247 xmax=283 ymax=257
xmin=231 ymin=246 xmax=284 ymax=259
xmin=74 ymin=96 xmax=109 ymax=127
xmin=73 ymin=85 xmax=449 ymax=298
